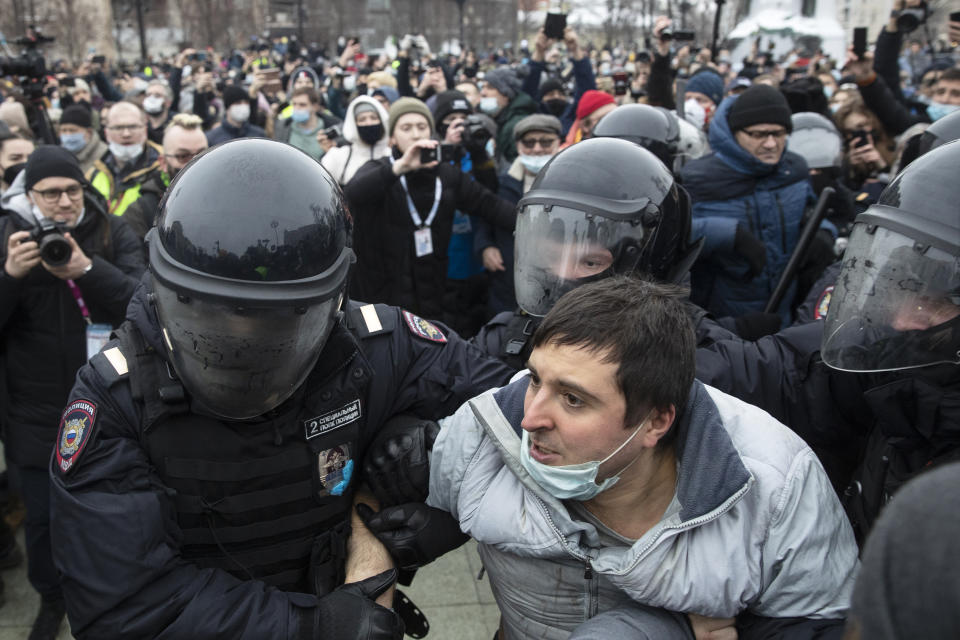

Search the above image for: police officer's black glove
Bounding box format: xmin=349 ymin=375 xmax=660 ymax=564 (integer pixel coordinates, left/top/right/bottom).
xmin=364 ymin=415 xmax=440 ymax=507
xmin=733 ymin=224 xmax=767 ymax=280
xmin=356 ymin=502 xmax=469 ymax=570
xmin=314 ymin=568 xmax=404 ymax=640
xmin=733 ymin=311 xmax=782 ymax=340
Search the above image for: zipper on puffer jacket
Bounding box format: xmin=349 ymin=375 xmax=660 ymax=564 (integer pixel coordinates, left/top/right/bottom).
xmin=775 ymin=194 xmax=787 ymax=252
xmin=583 ymin=561 xmax=599 ymax=619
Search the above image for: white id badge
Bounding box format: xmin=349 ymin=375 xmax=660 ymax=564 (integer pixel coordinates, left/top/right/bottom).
xmin=414 ymin=227 xmax=433 ymax=257
xmin=86 ymin=323 xmax=112 ymax=360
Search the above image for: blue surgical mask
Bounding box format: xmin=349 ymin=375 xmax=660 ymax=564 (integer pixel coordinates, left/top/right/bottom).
xmin=519 ymin=410 xmax=653 ymax=501
xmin=823 ymin=86 xmax=834 ymax=100
xmin=291 ymin=108 xmax=311 ymax=123
xmin=61 ymin=132 xmax=87 ymax=153
xmin=519 ymin=153 xmax=551 ymax=174
xmin=927 ymin=102 xmax=960 ymax=122
xmin=479 ymin=96 xmax=501 ymax=116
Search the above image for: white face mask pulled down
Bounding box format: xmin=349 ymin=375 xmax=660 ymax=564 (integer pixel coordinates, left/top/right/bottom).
xmin=520 ymin=410 xmax=654 ymax=501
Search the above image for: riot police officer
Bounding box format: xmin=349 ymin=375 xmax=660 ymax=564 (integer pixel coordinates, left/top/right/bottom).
xmin=47 ymin=139 xmax=514 ymax=639
xmin=696 ymin=139 xmax=960 ymax=543
xmin=472 ymin=136 xmax=775 ymax=371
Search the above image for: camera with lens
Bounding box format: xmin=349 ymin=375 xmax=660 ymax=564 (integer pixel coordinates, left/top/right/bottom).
xmin=0 ymin=27 xmax=52 ymax=80
xmin=895 ymin=2 xmax=928 ymax=33
xmin=463 ymin=114 xmax=493 ymax=148
xmin=660 ymin=28 xmax=696 ymax=42
xmin=30 ymin=218 xmax=72 ymax=267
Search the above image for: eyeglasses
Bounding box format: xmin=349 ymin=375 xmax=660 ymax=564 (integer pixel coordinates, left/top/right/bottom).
xmin=106 ymin=124 xmax=145 ymax=132
xmin=519 ymin=136 xmax=560 ymax=150
xmin=740 ymin=128 xmax=788 ymax=141
xmin=165 ymin=150 xmax=205 ymax=163
xmin=843 ymin=128 xmax=875 ymax=141
xmin=32 ymin=185 xmax=84 ymax=203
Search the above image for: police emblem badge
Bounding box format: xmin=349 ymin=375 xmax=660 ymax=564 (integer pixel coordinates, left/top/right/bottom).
xmin=317 ymin=444 xmax=354 ymax=497
xmin=814 ymin=286 xmax=834 ymax=320
xmin=56 ymin=400 xmax=97 ymax=473
xmin=402 ymin=310 xmax=447 ymax=343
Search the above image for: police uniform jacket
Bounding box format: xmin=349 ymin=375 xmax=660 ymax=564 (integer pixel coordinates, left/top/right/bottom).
xmin=0 ymin=173 xmax=145 ymax=468
xmin=48 ymin=284 xmax=514 ymax=639
xmin=695 ymin=319 xmax=960 ymax=543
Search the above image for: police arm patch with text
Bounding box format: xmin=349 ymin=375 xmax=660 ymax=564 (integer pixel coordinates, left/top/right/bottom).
xmin=56 ymin=400 xmax=97 ymax=473
xmin=304 ymin=399 xmax=362 ymax=440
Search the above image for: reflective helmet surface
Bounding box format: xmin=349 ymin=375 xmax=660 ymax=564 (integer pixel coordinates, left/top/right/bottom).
xmin=513 ymin=137 xmax=700 ymax=316
xmin=592 ymin=104 xmax=680 ymax=168
xmin=822 ymin=140 xmax=960 ymax=373
xmin=789 ymin=112 xmax=843 ymax=170
xmin=916 ymin=108 xmax=960 ymax=157
xmin=148 ymin=138 xmax=355 ymax=419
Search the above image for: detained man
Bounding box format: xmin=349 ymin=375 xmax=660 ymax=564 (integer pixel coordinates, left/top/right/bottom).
xmin=361 ymin=277 xmax=859 ymax=639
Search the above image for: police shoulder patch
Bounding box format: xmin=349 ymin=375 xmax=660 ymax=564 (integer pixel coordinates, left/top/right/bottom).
xmin=56 ymin=399 xmax=97 ymax=474
xmin=814 ymin=286 xmax=834 ymax=320
xmin=402 ymin=310 xmax=447 ymax=343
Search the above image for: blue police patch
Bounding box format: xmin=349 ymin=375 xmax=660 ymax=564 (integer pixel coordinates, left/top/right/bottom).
xmin=317 ymin=444 xmax=353 ymax=497
xmin=402 ymin=310 xmax=447 ymax=343
xmin=56 ymin=400 xmax=97 ymax=473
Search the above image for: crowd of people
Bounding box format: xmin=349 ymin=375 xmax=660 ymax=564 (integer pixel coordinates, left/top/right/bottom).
xmin=0 ymin=2 xmax=959 ymax=638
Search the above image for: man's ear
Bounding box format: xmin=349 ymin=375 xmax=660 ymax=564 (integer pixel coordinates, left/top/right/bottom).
xmin=157 ymin=154 xmax=168 ymax=174
xmin=641 ymin=405 xmax=676 ymax=448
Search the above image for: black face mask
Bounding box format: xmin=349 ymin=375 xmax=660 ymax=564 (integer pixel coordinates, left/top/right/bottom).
xmin=356 ymin=83 xmax=368 ymax=97
xmin=3 ymin=163 xmax=25 ymax=188
xmin=357 ymin=123 xmax=384 ymax=145
xmin=543 ymin=98 xmax=568 ymax=117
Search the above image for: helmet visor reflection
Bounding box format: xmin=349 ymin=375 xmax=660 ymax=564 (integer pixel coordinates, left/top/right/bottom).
xmin=822 ymin=223 xmax=960 ymax=373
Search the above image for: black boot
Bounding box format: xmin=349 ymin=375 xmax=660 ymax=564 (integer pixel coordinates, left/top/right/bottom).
xmin=28 ymin=597 xmax=65 ymax=640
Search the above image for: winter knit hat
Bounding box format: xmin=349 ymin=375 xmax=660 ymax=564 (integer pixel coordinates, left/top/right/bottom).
xmin=60 ymin=104 xmax=92 ymax=129
xmin=222 ymin=85 xmax=249 ymax=109
xmin=388 ymin=97 xmax=434 ymax=136
xmin=432 ymin=90 xmax=473 ymax=125
xmin=539 ymin=78 xmax=566 ymax=97
xmin=685 ymin=70 xmax=724 ymax=106
xmin=726 ymin=84 xmax=793 ymax=133
xmin=24 ymin=145 xmax=87 ymax=191
xmin=484 ymin=67 xmax=521 ymax=100
xmin=576 ymin=90 xmax=616 ymax=120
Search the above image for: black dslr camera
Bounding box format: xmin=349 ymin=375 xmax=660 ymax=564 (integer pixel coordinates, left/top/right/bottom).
xmin=463 ymin=114 xmax=493 ymax=148
xmin=30 ymin=218 xmax=72 ymax=267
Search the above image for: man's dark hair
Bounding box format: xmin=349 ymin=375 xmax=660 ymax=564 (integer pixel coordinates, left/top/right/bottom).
xmin=940 ymin=68 xmax=960 ymax=84
xmin=292 ymin=86 xmax=320 ymax=104
xmin=530 ymin=276 xmax=695 ymax=450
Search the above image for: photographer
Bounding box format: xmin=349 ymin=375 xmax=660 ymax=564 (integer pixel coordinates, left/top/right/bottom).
xmin=343 ymin=98 xmax=515 ymax=320
xmin=0 ymin=146 xmax=144 ymax=639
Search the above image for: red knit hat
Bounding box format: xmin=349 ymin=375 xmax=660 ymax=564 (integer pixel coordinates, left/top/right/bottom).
xmin=576 ymin=90 xmax=616 ymax=120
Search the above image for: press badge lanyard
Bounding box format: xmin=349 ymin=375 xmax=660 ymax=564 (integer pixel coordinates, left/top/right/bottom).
xmin=390 ymin=156 xmax=441 ymax=256
xmin=67 ymin=278 xmax=112 ymax=359
xmin=66 ymin=279 xmax=91 ymax=326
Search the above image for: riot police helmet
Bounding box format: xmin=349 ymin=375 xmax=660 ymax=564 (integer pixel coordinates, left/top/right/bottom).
xmin=592 ymin=103 xmax=680 ymax=169
xmin=514 ymin=137 xmax=702 ymax=317
xmin=916 ymin=107 xmax=960 ymax=157
xmin=789 ymin=112 xmax=843 ymax=171
xmin=822 ymin=139 xmax=960 ymax=373
xmin=147 ymin=138 xmax=356 ymax=419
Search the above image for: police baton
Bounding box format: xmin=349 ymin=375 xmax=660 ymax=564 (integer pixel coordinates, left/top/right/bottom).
xmin=763 ymin=186 xmax=835 ymax=314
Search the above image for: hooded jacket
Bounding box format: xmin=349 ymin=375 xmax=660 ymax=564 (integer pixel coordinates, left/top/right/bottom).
xmin=0 ymin=172 xmax=145 ymax=468
xmin=321 ymin=96 xmax=391 ymax=185
xmin=428 ymin=375 xmax=858 ymax=639
xmin=681 ymin=96 xmax=820 ymax=322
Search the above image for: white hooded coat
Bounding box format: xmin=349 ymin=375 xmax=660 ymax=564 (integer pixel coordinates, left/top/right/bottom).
xmin=320 ymin=96 xmax=390 ymax=185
